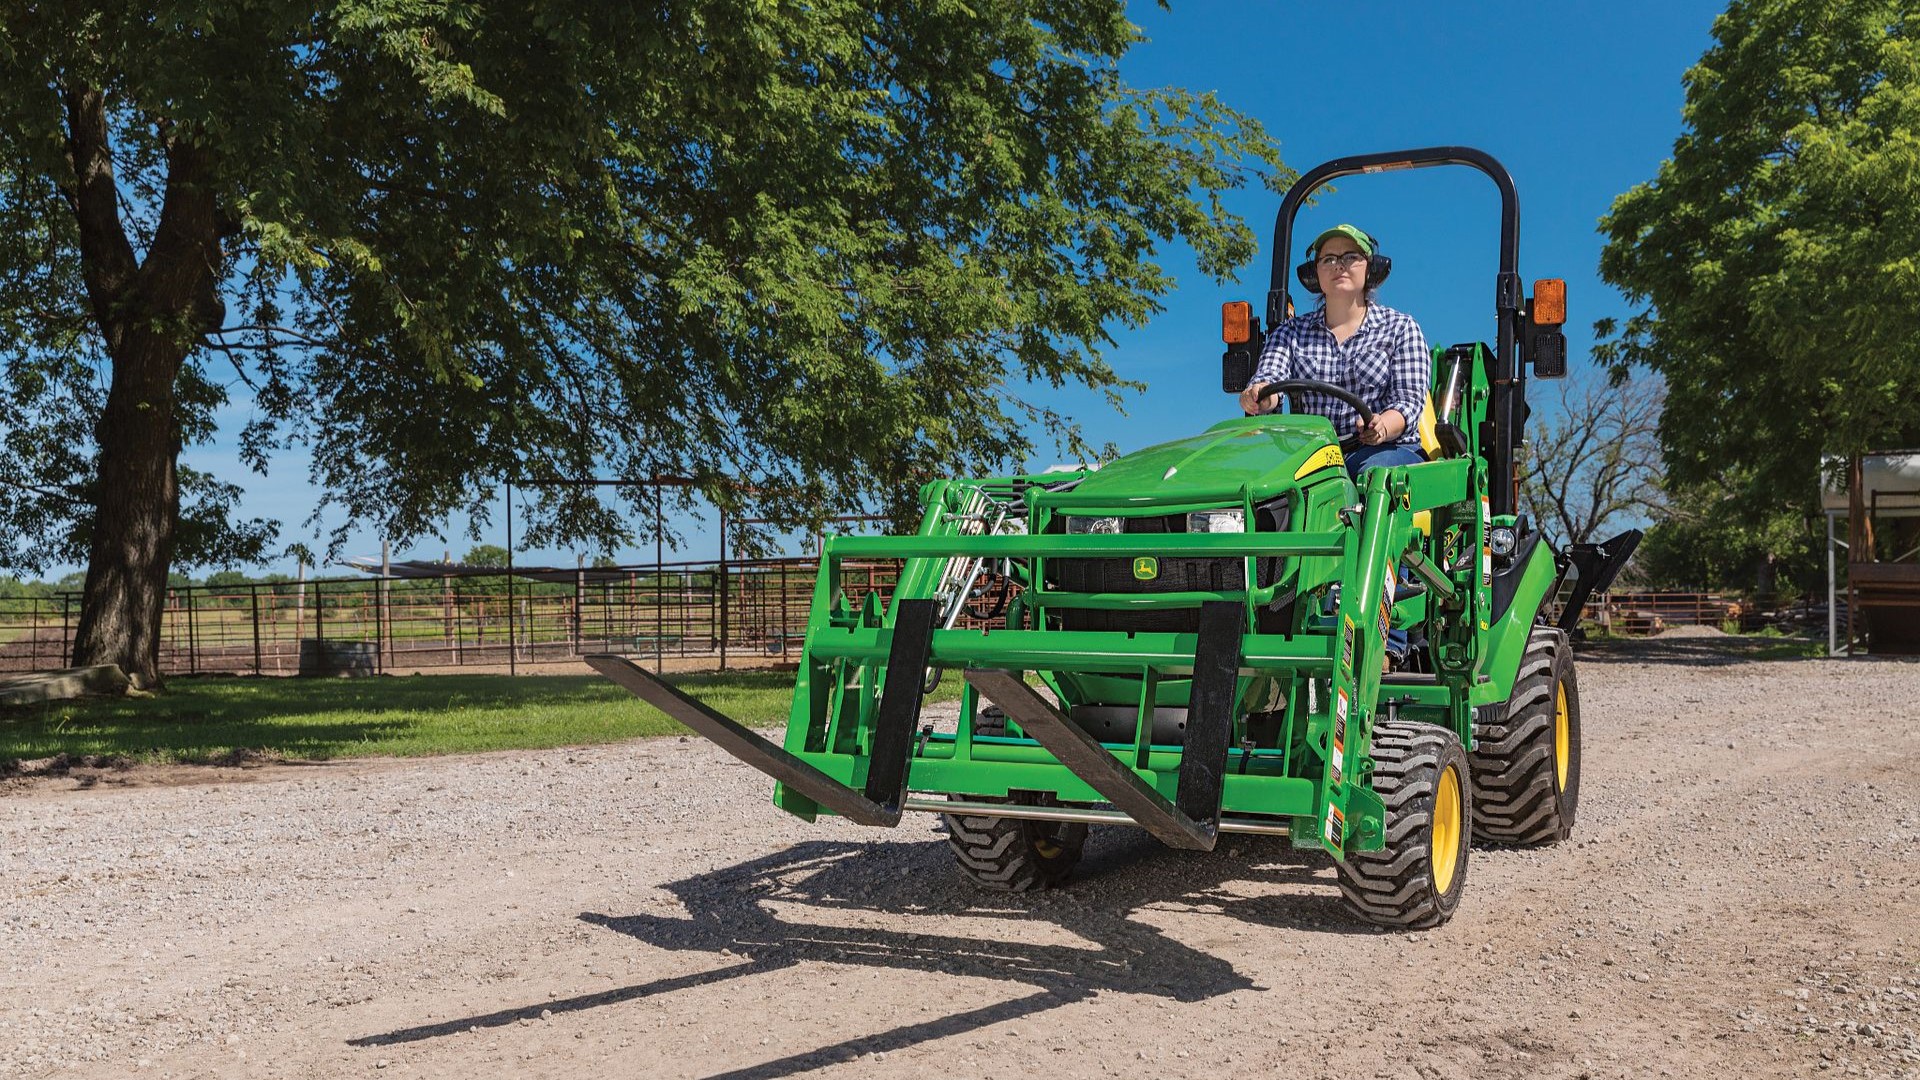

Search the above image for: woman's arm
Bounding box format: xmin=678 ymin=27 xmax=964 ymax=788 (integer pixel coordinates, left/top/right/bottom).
xmin=1238 ymin=321 xmax=1294 ymax=414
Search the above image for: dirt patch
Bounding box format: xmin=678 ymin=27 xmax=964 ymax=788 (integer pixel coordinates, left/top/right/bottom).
xmin=1650 ymin=623 xmax=1730 ymax=638
xmin=1 ymin=638 xmax=1916 ymax=1079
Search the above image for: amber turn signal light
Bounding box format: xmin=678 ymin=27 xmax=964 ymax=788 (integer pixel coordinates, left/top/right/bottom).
xmin=1222 ymin=301 xmax=1252 ymax=344
xmin=1531 ymin=279 xmax=1566 ymax=327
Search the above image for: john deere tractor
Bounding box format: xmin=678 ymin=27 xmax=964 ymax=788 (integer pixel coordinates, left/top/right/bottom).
xmin=592 ymin=147 xmax=1639 ymax=928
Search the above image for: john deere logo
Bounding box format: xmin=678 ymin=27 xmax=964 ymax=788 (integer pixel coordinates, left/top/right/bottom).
xmin=1132 ymin=556 xmax=1159 ymax=581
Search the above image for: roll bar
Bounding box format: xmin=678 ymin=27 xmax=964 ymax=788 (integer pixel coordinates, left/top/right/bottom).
xmin=1265 ymin=147 xmax=1530 ymax=515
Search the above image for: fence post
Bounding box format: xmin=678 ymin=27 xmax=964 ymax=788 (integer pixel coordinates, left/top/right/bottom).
xmin=251 ymin=584 xmax=263 ymax=674
xmin=573 ymin=557 xmax=584 ymax=656
xmin=181 ymin=588 xmax=195 ymax=675
xmin=718 ymin=558 xmax=729 ymax=671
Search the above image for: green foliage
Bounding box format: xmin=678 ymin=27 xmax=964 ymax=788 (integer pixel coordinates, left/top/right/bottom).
xmin=1629 ymin=478 xmax=1821 ymax=598
xmin=0 ymin=577 xmax=56 ymax=600
xmin=1597 ymin=0 xmax=1920 ymax=570
xmin=0 ymin=2 xmax=1286 ymax=571
xmin=461 ymin=544 xmax=510 ymax=568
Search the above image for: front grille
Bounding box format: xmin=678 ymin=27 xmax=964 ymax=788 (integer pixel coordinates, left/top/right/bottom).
xmin=1043 ymin=497 xmax=1292 ymax=634
xmin=1048 ymin=556 xmax=1247 ymax=594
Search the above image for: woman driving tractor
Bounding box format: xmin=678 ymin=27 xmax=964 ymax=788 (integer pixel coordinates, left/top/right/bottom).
xmin=1237 ymin=223 xmax=1431 ymax=480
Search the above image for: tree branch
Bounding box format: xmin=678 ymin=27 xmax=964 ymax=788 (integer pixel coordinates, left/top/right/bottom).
xmin=60 ymin=82 xmax=139 ymax=345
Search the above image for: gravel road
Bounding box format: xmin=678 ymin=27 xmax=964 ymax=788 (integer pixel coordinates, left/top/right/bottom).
xmin=3 ymin=634 xmax=1917 ymax=1080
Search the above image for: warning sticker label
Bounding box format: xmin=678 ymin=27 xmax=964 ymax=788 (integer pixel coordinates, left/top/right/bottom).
xmin=1481 ymin=495 xmax=1493 ymax=585
xmin=1324 ymin=803 xmax=1345 ymax=851
xmin=1330 ymin=689 xmax=1348 ymax=786
xmin=1340 ymin=615 xmax=1356 ymax=676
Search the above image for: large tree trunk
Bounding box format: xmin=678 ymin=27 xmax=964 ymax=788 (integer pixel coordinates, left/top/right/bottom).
xmin=68 ymin=342 xmax=186 ymax=687
xmin=59 ymin=84 xmax=225 ymax=688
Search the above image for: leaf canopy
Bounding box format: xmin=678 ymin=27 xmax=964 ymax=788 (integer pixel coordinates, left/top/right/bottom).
xmin=1597 ymin=0 xmax=1920 ymax=516
xmin=0 ymin=1 xmax=1286 ymax=566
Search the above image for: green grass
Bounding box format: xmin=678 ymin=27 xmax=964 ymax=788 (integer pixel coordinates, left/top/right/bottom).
xmin=0 ymin=670 xmax=963 ymax=767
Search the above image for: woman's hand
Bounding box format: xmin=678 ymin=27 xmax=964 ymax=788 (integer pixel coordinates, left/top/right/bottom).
xmin=1238 ymin=382 xmax=1270 ymax=416
xmin=1356 ymin=408 xmax=1407 ymax=445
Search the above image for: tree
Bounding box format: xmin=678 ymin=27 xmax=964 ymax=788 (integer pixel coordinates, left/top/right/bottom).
xmin=461 ymin=545 xmax=509 ymax=569
xmin=1596 ymin=0 xmax=1920 ymax=563
xmin=0 ymin=3 xmax=1285 ymax=685
xmin=1521 ymin=374 xmax=1667 ymax=547
xmin=1629 ymin=481 xmax=1821 ymax=599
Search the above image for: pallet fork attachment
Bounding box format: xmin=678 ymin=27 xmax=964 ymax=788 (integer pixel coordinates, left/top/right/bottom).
xmin=960 ymin=600 xmax=1242 ymax=852
xmin=584 ymin=599 xmax=938 ymax=828
xmin=1555 ymin=529 xmax=1644 ymax=633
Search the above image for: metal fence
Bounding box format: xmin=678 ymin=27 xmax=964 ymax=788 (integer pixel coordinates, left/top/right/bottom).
xmin=0 ymin=558 xmax=908 ymax=677
xmin=0 ymin=564 xmax=1761 ymax=679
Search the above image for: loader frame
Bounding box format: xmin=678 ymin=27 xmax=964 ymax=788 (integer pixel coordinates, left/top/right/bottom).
xmin=591 ymin=147 xmax=1619 ymax=900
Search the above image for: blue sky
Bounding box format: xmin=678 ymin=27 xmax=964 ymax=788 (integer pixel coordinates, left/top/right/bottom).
xmin=163 ymin=1 xmax=1724 ymax=578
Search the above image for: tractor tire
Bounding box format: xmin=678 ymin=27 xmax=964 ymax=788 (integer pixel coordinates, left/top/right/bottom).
xmin=1336 ymin=721 xmax=1472 ymax=929
xmin=941 ymin=795 xmax=1087 ymax=892
xmin=1470 ymin=626 xmax=1580 ymax=845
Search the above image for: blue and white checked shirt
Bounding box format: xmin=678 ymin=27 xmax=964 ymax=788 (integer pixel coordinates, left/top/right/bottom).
xmin=1247 ymin=303 xmax=1430 ymax=446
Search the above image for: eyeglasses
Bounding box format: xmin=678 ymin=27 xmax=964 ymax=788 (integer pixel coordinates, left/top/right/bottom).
xmin=1316 ymin=252 xmax=1370 ymax=271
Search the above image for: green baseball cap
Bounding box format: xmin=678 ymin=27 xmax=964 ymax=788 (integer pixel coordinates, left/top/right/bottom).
xmin=1307 ymin=223 xmax=1374 ymax=257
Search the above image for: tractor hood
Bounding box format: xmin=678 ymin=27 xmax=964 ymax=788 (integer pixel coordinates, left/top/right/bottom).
xmin=1068 ymin=414 xmax=1343 ymax=504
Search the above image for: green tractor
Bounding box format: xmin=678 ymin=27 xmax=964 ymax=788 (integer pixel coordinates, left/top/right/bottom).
xmin=592 ymin=147 xmax=1639 ymax=928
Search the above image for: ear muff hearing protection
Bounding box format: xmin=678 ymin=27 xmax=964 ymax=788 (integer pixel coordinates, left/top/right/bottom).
xmin=1295 ymin=229 xmax=1392 ymax=295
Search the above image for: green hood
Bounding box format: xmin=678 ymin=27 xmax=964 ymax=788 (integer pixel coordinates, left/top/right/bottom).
xmin=1070 ymin=414 xmax=1341 ymax=504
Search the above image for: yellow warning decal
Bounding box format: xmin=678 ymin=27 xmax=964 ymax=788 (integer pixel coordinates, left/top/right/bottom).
xmin=1293 ymin=444 xmax=1345 ymax=480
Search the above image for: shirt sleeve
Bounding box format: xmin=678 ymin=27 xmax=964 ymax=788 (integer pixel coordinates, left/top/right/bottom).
xmin=1247 ymin=321 xmax=1293 ymax=412
xmin=1384 ymin=316 xmax=1431 ymax=438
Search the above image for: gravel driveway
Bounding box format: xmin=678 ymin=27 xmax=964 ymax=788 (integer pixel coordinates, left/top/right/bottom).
xmin=3 ymin=634 xmax=1917 ymax=1079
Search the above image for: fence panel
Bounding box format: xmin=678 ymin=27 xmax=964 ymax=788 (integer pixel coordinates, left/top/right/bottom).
xmin=2 ymin=567 xmax=1760 ymax=679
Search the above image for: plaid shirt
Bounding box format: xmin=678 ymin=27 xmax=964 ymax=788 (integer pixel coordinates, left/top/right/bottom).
xmin=1248 ymin=303 xmax=1430 ymax=445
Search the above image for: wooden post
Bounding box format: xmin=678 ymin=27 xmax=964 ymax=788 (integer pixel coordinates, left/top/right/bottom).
xmin=380 ymin=539 xmax=392 ymax=670
xmin=1848 ymin=455 xmax=1864 ymax=654
xmin=251 ymin=584 xmax=263 ymax=675
xmin=654 ymin=480 xmax=664 ymax=674
xmin=442 ymin=550 xmax=454 ymax=654
xmin=718 ymin=507 xmax=729 ymax=671
xmin=506 ymin=479 xmax=517 ymax=676
xmin=185 ymin=585 xmax=198 ymax=676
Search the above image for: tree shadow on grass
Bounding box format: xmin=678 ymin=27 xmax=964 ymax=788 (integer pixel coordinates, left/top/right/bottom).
xmin=351 ymin=825 xmax=1381 ymax=1076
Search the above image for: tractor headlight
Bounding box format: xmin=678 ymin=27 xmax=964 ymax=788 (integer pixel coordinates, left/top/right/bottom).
xmin=1186 ymin=509 xmax=1246 ymax=534
xmin=1065 ymin=515 xmax=1124 ymax=535
xmin=1488 ymin=526 xmax=1517 ymax=556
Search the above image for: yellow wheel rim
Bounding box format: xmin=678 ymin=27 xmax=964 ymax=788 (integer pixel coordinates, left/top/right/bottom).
xmin=1554 ymin=682 xmax=1571 ymax=791
xmin=1431 ymin=763 xmax=1462 ymax=895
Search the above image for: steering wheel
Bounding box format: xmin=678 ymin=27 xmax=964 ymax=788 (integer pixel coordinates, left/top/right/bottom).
xmin=1254 ymin=379 xmax=1376 ymax=428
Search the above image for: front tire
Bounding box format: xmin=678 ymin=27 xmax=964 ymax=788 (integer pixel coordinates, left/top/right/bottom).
xmin=1336 ymin=721 xmax=1473 ymax=929
xmin=1470 ymin=626 xmax=1580 ymax=845
xmin=941 ymin=794 xmax=1087 ymax=892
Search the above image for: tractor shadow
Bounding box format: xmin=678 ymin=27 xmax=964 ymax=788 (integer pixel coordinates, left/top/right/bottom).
xmin=351 ymin=824 xmax=1380 ymax=1074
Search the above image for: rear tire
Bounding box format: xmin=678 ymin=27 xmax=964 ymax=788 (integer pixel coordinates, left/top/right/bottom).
xmin=1336 ymin=721 xmax=1472 ymax=929
xmin=1470 ymin=626 xmax=1580 ymax=845
xmin=941 ymin=794 xmax=1087 ymax=892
